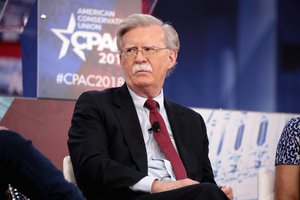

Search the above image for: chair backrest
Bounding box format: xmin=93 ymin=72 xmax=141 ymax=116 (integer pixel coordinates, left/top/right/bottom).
xmin=257 ymin=167 xmax=275 ymax=200
xmin=63 ymin=155 xmax=77 ymax=185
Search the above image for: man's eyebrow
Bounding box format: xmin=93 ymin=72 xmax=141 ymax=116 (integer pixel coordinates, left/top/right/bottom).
xmin=124 ymin=45 xmax=135 ymax=48
xmin=143 ymin=44 xmax=156 ymax=47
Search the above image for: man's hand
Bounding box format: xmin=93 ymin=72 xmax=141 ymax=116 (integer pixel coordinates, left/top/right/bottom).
xmin=0 ymin=126 xmax=8 ymax=131
xmin=221 ymin=185 xmax=234 ymax=200
xmin=151 ymin=178 xmax=199 ymax=193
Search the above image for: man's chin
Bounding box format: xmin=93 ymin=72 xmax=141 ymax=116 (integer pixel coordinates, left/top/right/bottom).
xmin=134 ymin=79 xmax=154 ymax=88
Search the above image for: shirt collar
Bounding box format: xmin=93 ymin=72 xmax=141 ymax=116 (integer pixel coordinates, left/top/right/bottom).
xmin=127 ymin=86 xmax=165 ymax=110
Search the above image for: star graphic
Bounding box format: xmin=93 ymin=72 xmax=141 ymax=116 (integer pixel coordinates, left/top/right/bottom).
xmin=51 ymin=13 xmax=76 ymax=59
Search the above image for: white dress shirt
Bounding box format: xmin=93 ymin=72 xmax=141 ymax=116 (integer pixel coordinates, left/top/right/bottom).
xmin=127 ymin=87 xmax=177 ymax=193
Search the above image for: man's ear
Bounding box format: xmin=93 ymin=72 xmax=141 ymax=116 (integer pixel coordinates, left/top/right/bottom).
xmin=167 ymin=49 xmax=178 ymax=69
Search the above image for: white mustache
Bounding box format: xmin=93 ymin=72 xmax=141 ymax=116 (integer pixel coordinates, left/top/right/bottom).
xmin=132 ymin=64 xmax=153 ymax=74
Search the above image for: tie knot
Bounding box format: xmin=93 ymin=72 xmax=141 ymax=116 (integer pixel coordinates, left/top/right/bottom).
xmin=145 ymin=99 xmax=158 ymax=111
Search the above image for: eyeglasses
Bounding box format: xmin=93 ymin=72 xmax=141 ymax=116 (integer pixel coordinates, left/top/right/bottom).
xmin=122 ymin=46 xmax=169 ymax=59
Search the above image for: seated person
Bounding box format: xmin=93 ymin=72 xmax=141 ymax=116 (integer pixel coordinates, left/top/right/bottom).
xmin=0 ymin=126 xmax=85 ymax=200
xmin=68 ymin=13 xmax=233 ymax=200
xmin=274 ymin=117 xmax=300 ymax=200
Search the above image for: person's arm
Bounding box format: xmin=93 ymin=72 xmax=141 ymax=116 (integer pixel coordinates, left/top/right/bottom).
xmin=68 ymin=91 xmax=146 ymax=196
xmin=151 ymin=179 xmax=234 ymax=200
xmin=151 ymin=178 xmax=199 ymax=193
xmin=275 ymin=165 xmax=300 ymax=200
xmin=0 ymin=128 xmax=85 ymax=200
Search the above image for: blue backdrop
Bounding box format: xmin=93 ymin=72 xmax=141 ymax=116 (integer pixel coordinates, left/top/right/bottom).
xmin=154 ymin=0 xmax=300 ymax=114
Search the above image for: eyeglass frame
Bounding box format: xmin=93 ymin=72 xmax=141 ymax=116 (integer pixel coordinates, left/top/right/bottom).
xmin=120 ymin=46 xmax=170 ymax=59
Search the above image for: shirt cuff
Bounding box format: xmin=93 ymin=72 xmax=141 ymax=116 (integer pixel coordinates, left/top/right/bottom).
xmin=129 ymin=176 xmax=157 ymax=193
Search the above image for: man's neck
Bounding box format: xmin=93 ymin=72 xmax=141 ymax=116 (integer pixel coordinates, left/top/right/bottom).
xmin=128 ymin=84 xmax=162 ymax=99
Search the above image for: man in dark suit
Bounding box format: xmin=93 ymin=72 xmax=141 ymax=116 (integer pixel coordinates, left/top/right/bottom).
xmin=68 ymin=14 xmax=233 ymax=200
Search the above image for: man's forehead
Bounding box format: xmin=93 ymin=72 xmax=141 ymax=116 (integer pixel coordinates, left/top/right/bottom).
xmin=121 ymin=26 xmax=165 ymax=47
xmin=123 ymin=25 xmax=164 ymax=36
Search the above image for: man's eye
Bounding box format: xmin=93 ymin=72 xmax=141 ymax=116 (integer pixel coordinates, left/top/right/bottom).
xmin=127 ymin=47 xmax=137 ymax=53
xmin=144 ymin=47 xmax=155 ymax=52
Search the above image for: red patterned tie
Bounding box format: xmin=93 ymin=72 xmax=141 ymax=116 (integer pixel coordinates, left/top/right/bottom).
xmin=145 ymin=99 xmax=187 ymax=180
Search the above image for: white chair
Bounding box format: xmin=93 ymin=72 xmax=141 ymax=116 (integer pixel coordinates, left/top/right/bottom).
xmin=257 ymin=167 xmax=275 ymax=200
xmin=63 ymin=155 xmax=77 ymax=185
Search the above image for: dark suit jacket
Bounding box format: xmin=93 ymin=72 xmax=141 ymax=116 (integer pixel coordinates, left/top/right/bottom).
xmin=68 ymin=84 xmax=216 ymax=200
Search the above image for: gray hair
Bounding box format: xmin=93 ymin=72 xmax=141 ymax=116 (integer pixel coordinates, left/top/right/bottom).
xmin=116 ymin=14 xmax=180 ymax=52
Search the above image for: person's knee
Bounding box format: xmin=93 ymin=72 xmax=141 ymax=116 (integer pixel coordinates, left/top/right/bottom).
xmin=191 ymin=182 xmax=219 ymax=191
xmin=190 ymin=182 xmax=227 ymax=199
xmin=200 ymin=183 xmax=227 ymax=198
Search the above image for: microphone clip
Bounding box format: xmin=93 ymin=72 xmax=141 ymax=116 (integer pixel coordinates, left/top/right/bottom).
xmin=148 ymin=121 xmax=160 ymax=133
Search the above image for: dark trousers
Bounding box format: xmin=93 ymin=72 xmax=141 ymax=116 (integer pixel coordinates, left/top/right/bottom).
xmin=135 ymin=183 xmax=228 ymax=200
xmin=0 ymin=130 xmax=85 ymax=200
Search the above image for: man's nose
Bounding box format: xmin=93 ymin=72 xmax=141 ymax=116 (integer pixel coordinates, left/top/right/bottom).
xmin=135 ymin=50 xmax=147 ymax=60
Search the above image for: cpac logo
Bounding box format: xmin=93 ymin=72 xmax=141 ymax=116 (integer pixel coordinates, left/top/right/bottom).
xmin=51 ymin=13 xmax=117 ymax=61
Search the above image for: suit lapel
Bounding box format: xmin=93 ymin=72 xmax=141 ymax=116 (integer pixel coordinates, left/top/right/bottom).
xmin=164 ymin=100 xmax=194 ymax=176
xmin=113 ymin=85 xmax=148 ymax=173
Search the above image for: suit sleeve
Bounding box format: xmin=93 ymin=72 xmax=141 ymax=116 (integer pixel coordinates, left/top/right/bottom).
xmin=67 ymin=91 xmax=145 ymax=196
xmin=198 ymin=114 xmax=216 ymax=183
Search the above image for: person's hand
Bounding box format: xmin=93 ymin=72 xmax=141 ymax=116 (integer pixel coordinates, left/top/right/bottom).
xmin=151 ymin=178 xmax=199 ymax=193
xmin=220 ymin=185 xmax=234 ymax=200
xmin=0 ymin=126 xmax=8 ymax=131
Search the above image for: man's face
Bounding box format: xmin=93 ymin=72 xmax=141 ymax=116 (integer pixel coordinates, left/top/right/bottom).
xmin=120 ymin=25 xmax=177 ymax=96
